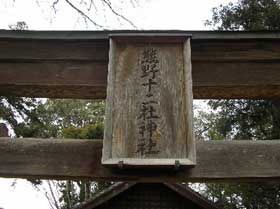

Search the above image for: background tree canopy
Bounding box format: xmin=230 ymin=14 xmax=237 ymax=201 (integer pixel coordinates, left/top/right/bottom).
xmin=205 ymin=0 xmax=280 ymax=30
xmin=0 ymin=97 xmax=109 ymax=208
xmin=198 ymin=0 xmax=280 ymax=208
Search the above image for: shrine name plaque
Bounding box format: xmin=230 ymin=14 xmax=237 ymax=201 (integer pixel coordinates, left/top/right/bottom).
xmin=102 ymin=34 xmax=196 ymax=167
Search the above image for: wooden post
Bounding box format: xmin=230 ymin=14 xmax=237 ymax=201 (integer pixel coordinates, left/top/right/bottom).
xmin=102 ymin=34 xmax=195 ymax=167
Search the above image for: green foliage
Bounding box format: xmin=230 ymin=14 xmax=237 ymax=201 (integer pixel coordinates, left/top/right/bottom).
xmin=206 ymin=0 xmax=280 ymax=30
xmin=11 ymin=99 xmax=105 ymax=139
xmin=195 ymin=103 xmax=280 ymax=207
xmin=203 ymin=183 xmax=280 ymax=209
xmin=194 ymin=110 xmax=226 ymax=141
xmin=37 ymin=99 xmax=105 ymax=132
xmin=0 ymin=97 xmax=109 ymax=208
xmin=33 ymin=99 xmax=109 ymax=208
xmin=62 ymin=123 xmax=104 ymax=139
xmin=201 ymin=0 xmax=280 ymax=208
xmin=58 ymin=114 xmax=112 ymax=209
xmin=203 ymin=100 xmax=277 ymax=140
xmin=57 ymin=180 xmax=113 ymax=209
xmin=0 ymin=96 xmax=44 ymax=137
xmin=8 ymin=21 xmax=29 ymax=30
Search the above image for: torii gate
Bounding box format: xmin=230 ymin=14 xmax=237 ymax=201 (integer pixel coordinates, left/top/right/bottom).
xmin=0 ymin=30 xmax=280 ymax=182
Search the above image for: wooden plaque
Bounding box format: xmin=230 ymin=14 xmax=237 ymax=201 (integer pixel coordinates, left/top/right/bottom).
xmin=102 ymin=34 xmax=195 ymax=167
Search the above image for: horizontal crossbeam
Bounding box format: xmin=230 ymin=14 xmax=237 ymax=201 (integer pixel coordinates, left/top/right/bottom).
xmin=1 ymin=30 xmax=280 ymax=99
xmin=0 ymin=138 xmax=280 ymax=182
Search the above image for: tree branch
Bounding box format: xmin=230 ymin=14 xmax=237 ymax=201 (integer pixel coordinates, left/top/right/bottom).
xmin=101 ymin=0 xmax=137 ymax=28
xmin=47 ymin=180 xmax=61 ymax=209
xmin=64 ymin=0 xmax=104 ymax=28
xmin=51 ymin=0 xmax=60 ymax=13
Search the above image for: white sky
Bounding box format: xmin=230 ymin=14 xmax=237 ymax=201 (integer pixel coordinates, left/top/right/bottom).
xmin=0 ymin=0 xmax=235 ymax=30
xmin=0 ymin=0 xmax=235 ymax=208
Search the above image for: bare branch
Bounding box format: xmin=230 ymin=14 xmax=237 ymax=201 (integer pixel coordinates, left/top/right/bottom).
xmin=31 ymin=181 xmax=60 ymax=209
xmin=47 ymin=180 xmax=61 ymax=209
xmin=101 ymin=0 xmax=137 ymax=28
xmin=88 ymin=0 xmax=97 ymax=12
xmin=51 ymin=0 xmax=60 ymax=13
xmin=64 ymin=0 xmax=104 ymax=29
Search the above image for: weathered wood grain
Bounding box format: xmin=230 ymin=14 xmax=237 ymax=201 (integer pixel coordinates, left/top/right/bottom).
xmin=0 ymin=39 xmax=108 ymax=61
xmin=0 ymin=31 xmax=280 ymax=99
xmin=1 ymin=138 xmax=280 ymax=182
xmin=191 ymin=39 xmax=280 ymax=61
xmin=1 ymin=61 xmax=280 ymax=99
xmin=193 ymin=61 xmax=280 ymax=99
xmin=103 ymin=37 xmax=195 ymax=166
xmin=1 ymin=39 xmax=280 ymax=62
xmin=0 ymin=62 xmax=107 ymax=99
xmin=0 ymin=62 xmax=107 ymax=85
xmin=194 ymin=86 xmax=280 ymax=99
xmin=0 ymin=84 xmax=106 ymax=99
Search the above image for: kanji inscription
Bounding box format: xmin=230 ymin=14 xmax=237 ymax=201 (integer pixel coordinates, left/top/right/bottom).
xmin=136 ymin=48 xmax=160 ymax=156
xmin=102 ymin=35 xmax=196 ymax=167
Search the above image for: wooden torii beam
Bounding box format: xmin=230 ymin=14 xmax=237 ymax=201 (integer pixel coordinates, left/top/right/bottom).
xmin=1 ymin=138 xmax=280 ymax=182
xmin=1 ymin=30 xmax=280 ymax=182
xmin=1 ymin=30 xmax=280 ymax=99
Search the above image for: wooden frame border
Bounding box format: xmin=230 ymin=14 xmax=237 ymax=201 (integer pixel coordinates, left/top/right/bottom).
xmin=102 ymin=34 xmax=195 ymax=167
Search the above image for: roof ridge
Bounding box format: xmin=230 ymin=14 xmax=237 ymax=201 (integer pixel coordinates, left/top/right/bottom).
xmin=74 ymin=182 xmax=219 ymax=209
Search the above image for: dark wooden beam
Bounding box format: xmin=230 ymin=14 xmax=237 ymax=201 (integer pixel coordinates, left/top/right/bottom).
xmin=1 ymin=30 xmax=280 ymax=40
xmin=1 ymin=138 xmax=280 ymax=182
xmin=1 ymin=30 xmax=280 ymax=99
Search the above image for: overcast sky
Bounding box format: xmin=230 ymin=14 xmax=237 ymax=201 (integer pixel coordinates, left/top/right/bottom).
xmin=0 ymin=0 xmax=235 ymax=30
xmin=0 ymin=0 xmax=235 ymax=209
